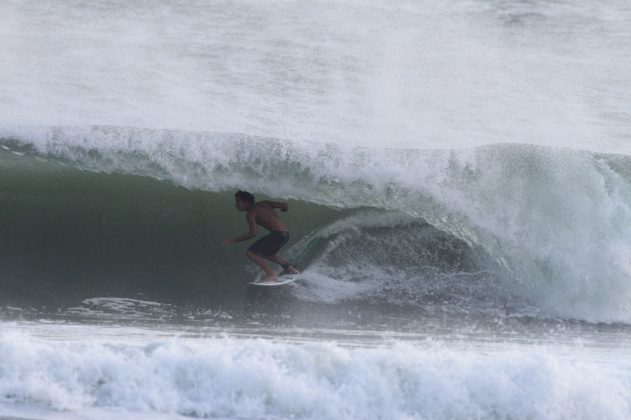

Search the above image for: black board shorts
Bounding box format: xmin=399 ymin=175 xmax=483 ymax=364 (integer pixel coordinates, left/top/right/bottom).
xmin=248 ymin=231 xmax=289 ymax=257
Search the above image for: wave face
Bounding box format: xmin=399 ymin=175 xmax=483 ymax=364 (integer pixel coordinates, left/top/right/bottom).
xmin=2 ymin=126 xmax=631 ymax=323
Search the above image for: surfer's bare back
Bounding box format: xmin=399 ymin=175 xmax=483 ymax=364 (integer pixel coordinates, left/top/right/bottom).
xmin=223 ymin=190 xmax=300 ymax=282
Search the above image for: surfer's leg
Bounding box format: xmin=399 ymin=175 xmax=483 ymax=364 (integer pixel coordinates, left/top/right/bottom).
xmin=265 ymin=254 xmax=287 ymax=266
xmin=259 ymin=232 xmax=298 ymax=274
xmin=247 ymin=250 xmax=278 ymax=281
xmin=265 ymin=254 xmax=300 ymax=274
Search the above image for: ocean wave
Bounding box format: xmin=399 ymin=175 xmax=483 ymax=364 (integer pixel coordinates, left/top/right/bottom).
xmin=1 ymin=126 xmax=631 ymax=322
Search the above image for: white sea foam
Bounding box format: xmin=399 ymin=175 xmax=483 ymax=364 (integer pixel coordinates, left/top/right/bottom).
xmin=0 ymin=328 xmax=630 ymax=420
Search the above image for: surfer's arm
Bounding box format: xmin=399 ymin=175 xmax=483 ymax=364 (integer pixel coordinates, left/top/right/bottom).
xmin=224 ymin=211 xmax=257 ymax=244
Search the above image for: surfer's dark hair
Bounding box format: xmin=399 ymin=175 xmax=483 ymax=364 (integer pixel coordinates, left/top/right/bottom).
xmin=235 ymin=190 xmax=255 ymax=204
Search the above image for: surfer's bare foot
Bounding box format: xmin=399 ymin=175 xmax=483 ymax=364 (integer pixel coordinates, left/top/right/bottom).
xmin=281 ymin=266 xmax=300 ymax=275
xmin=259 ymin=275 xmax=279 ymax=283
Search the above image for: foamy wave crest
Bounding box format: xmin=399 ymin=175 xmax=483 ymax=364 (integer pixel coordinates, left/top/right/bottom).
xmin=0 ymin=331 xmax=629 ymax=419
xmin=2 ymin=126 xmax=631 ymax=322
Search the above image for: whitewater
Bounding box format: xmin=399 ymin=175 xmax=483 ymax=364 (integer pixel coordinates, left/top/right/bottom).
xmin=1 ymin=0 xmax=631 ymax=419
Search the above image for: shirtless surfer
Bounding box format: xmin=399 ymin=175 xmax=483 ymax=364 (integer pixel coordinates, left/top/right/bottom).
xmin=223 ymin=190 xmax=300 ymax=282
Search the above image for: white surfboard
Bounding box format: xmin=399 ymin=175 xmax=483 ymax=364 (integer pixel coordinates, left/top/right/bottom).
xmin=249 ymin=275 xmax=300 ymax=287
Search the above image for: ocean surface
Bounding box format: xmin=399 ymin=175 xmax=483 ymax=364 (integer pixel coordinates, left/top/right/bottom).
xmin=1 ymin=0 xmax=631 ymax=418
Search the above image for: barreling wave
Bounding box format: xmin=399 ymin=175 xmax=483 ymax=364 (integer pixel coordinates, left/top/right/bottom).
xmin=1 ymin=125 xmax=631 ymax=323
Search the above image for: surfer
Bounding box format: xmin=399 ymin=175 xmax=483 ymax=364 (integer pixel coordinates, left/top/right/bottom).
xmin=223 ymin=190 xmax=300 ymax=282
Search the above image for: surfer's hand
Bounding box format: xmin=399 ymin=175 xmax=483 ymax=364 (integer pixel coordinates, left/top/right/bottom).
xmin=223 ymin=238 xmax=235 ymax=245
